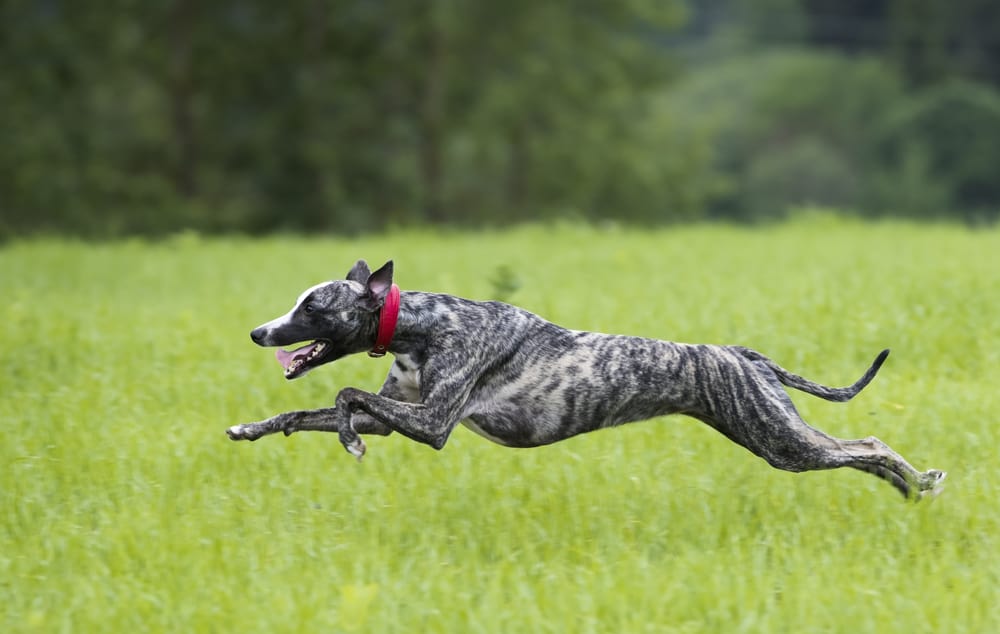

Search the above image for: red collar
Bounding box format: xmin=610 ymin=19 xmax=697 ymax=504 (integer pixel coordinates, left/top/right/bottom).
xmin=369 ymin=284 xmax=400 ymax=357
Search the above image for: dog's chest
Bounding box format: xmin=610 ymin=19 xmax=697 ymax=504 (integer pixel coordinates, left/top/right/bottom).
xmin=389 ymin=353 xmax=422 ymax=402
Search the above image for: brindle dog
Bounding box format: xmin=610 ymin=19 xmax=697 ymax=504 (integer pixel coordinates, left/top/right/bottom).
xmin=227 ymin=260 xmax=946 ymax=500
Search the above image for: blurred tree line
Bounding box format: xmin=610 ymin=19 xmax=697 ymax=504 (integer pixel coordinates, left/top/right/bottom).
xmin=2 ymin=0 xmax=999 ymax=238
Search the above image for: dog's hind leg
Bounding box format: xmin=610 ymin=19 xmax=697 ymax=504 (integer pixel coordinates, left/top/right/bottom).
xmin=747 ymin=423 xmax=946 ymax=500
xmin=836 ymin=436 xmax=947 ymax=499
xmin=698 ymin=360 xmax=945 ymax=500
xmin=709 ymin=406 xmax=945 ymax=500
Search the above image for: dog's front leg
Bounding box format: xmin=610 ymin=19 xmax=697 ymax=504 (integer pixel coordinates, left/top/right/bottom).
xmin=335 ymin=383 xmax=467 ymax=458
xmin=227 ymin=407 xmax=395 ymax=442
xmin=336 ymin=402 xmax=366 ymax=459
xmin=335 ymin=367 xmax=426 ymax=458
xmin=230 ymin=367 xmax=408 ymax=445
xmin=227 ymin=407 xmax=339 ymax=441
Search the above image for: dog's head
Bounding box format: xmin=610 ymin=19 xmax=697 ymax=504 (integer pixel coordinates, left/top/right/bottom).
xmin=250 ymin=259 xmax=394 ymax=379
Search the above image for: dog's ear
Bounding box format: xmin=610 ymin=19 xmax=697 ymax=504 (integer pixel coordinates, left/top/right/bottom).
xmin=357 ymin=260 xmax=394 ymax=311
xmin=346 ymin=259 xmax=371 ymax=284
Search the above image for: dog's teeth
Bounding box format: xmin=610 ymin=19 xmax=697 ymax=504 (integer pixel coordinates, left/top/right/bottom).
xmin=284 ymin=343 xmax=325 ymax=376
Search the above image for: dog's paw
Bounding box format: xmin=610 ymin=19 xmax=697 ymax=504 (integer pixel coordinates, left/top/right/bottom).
xmin=345 ymin=437 xmax=367 ymax=462
xmin=916 ymin=469 xmax=947 ymax=501
xmin=226 ymin=424 xmax=257 ymax=441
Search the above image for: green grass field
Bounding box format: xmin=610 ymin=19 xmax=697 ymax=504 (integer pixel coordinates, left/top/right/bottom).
xmin=2 ymin=218 xmax=999 ymax=633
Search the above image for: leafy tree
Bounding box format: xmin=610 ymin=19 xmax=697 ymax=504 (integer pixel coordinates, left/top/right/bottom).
xmin=875 ymin=80 xmax=1000 ymax=221
xmin=1 ymin=0 xmax=693 ymax=237
xmin=660 ymin=50 xmax=904 ymax=220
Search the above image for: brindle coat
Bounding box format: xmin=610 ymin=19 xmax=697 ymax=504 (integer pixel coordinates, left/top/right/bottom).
xmin=227 ymin=260 xmax=946 ymax=499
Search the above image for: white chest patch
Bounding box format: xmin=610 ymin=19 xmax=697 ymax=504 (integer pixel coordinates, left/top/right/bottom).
xmin=389 ymin=353 xmax=422 ymax=403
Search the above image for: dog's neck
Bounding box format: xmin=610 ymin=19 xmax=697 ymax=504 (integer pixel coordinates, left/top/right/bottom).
xmin=369 ymin=284 xmax=400 ymax=357
xmin=378 ymin=291 xmax=450 ymax=359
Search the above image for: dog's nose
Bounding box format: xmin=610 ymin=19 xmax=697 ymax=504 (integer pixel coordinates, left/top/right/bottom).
xmin=250 ymin=327 xmax=267 ymax=344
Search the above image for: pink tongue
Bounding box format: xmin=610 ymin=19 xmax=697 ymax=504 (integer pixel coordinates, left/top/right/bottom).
xmin=275 ymin=342 xmax=319 ymax=370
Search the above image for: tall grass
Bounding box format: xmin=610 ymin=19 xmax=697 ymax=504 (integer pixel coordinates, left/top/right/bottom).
xmin=2 ymin=219 xmax=999 ymax=632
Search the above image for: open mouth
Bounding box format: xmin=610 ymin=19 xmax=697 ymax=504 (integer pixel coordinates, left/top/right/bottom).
xmin=275 ymin=340 xmax=331 ymax=379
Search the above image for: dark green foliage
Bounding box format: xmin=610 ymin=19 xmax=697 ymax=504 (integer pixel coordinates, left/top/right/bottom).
xmin=2 ymin=0 xmax=1000 ymax=237
xmin=0 ymin=0 xmax=690 ymax=237
xmin=875 ymin=81 xmax=1000 ymax=222
xmin=660 ymin=51 xmax=905 ymax=221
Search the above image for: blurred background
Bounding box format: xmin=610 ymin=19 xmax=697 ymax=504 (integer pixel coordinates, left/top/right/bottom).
xmin=2 ymin=0 xmax=999 ymax=239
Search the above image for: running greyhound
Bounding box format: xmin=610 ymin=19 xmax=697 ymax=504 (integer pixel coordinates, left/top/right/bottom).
xmin=227 ymin=260 xmax=946 ymax=500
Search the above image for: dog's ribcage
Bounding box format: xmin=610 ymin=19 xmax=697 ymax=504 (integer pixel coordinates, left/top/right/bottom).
xmin=383 ymin=293 xmax=753 ymax=448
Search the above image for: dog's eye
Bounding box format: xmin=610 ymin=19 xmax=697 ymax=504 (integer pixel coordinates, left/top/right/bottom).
xmin=303 ymin=303 xmax=315 ymax=314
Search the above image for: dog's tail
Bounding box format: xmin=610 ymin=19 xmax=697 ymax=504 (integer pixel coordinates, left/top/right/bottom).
xmin=734 ymin=347 xmax=890 ymax=402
